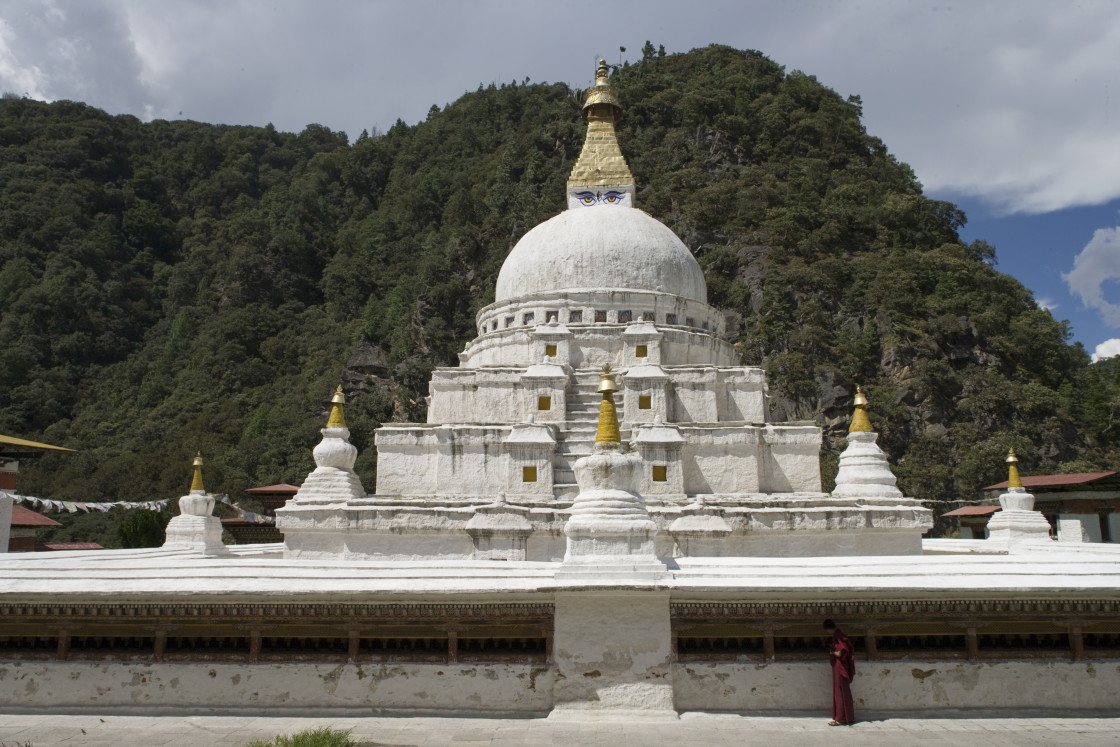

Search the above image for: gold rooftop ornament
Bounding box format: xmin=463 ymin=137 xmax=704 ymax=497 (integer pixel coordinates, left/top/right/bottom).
xmin=326 ymin=385 xmax=347 ymax=428
xmin=189 ymin=452 xmax=205 ymax=493
xmin=1006 ymin=448 xmax=1023 ymax=489
xmin=567 ymin=59 xmax=635 ymax=198
xmin=595 ymin=365 xmax=622 ymax=445
xmin=849 ymin=386 xmax=873 ymax=433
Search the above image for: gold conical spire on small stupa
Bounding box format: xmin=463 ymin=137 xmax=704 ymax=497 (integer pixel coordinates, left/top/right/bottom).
xmin=595 ymin=365 xmax=622 ymax=445
xmin=567 ymin=59 xmax=635 ymax=193
xmin=326 ymin=385 xmax=347 ymax=428
xmin=189 ymin=452 xmax=205 ymax=493
xmin=849 ymin=386 xmax=873 ymax=433
xmin=1006 ymin=448 xmax=1023 ymax=489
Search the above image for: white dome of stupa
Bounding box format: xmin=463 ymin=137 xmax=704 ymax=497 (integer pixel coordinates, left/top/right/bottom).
xmin=494 ymin=205 xmax=707 ymax=303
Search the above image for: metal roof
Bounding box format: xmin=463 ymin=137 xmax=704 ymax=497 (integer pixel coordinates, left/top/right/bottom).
xmin=10 ymin=505 xmax=62 ymax=527
xmin=942 ymin=505 xmax=1001 ymax=517
xmin=983 ymin=472 xmax=1118 ymax=491
xmin=245 ymin=484 xmax=300 ymax=493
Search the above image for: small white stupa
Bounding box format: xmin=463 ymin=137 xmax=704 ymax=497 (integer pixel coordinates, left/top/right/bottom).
xmin=832 ymin=386 xmax=903 ymax=500
xmin=162 ymin=453 xmax=229 ymax=555
xmin=557 ymin=366 xmax=666 ymax=580
xmin=275 ymin=386 xmax=366 ymax=555
xmin=290 ymin=386 xmax=366 ymax=504
xmin=986 ymin=448 xmax=1053 ymax=550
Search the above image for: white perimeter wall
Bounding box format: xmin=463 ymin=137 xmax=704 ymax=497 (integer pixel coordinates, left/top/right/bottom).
xmin=3 ymin=658 xmax=1118 ymax=715
xmin=0 ymin=661 xmax=553 ymax=716
xmin=674 ymin=660 xmax=1120 ymax=713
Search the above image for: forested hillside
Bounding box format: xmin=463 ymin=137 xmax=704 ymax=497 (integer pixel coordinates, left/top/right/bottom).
xmin=3 ymin=44 xmax=1119 ymax=530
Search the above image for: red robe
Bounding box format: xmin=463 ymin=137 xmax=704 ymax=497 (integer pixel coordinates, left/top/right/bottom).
xmin=830 ymin=629 xmax=855 ymax=724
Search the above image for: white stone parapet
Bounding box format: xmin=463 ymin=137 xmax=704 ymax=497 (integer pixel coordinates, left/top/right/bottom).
xmin=465 ymin=496 xmax=534 ymax=560
xmin=668 ymin=499 xmax=732 ymax=557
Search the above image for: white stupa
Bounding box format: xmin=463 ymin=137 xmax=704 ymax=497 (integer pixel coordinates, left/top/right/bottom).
xmin=162 ymin=453 xmax=229 ymax=556
xmin=986 ymin=448 xmax=1053 ymax=549
xmin=277 ymin=60 xmax=932 ymax=560
xmin=2 ymin=60 xmax=1118 ymax=721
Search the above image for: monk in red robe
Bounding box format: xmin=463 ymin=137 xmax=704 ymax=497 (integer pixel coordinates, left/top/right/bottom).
xmin=824 ymin=619 xmax=855 ymax=725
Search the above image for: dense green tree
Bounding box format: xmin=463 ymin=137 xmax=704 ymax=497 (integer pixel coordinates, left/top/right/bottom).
xmin=117 ymin=508 xmax=172 ymax=548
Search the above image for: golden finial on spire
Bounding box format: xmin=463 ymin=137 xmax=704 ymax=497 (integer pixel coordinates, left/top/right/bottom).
xmin=190 ymin=452 xmax=205 ymax=493
xmin=595 ymin=364 xmax=621 ymax=445
xmin=326 ymin=385 xmax=347 ymax=428
xmin=582 ymin=59 xmax=622 ymax=120
xmin=567 ymin=59 xmax=635 ymax=198
xmin=1006 ymin=448 xmax=1022 ymax=489
xmin=849 ymin=385 xmax=873 ymax=433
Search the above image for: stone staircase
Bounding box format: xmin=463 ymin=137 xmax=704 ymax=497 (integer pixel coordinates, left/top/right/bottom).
xmin=553 ymin=371 xmax=630 ymax=494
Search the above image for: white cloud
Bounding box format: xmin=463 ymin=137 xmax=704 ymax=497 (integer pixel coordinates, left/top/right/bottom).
xmin=1064 ymin=226 xmax=1120 ymax=327
xmin=0 ymin=17 xmax=48 ymax=98
xmin=1092 ymin=339 xmax=1120 ymax=363
xmin=1036 ymin=298 xmax=1058 ymax=313
xmin=0 ymin=0 xmax=149 ymax=115
xmin=771 ymin=1 xmax=1120 ymax=215
xmin=4 ymin=1 xmax=1120 ymax=215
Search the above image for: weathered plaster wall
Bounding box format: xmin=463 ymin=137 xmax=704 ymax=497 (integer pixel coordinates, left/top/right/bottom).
xmin=674 ymin=660 xmax=1120 ymax=713
xmin=551 ymin=590 xmax=675 ymax=714
xmin=0 ymin=661 xmax=553 ymax=716
xmin=6 ymin=657 xmax=1113 ymax=716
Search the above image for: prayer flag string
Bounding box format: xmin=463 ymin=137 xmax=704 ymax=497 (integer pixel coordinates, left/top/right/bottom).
xmin=1 ymin=491 xmax=168 ymax=513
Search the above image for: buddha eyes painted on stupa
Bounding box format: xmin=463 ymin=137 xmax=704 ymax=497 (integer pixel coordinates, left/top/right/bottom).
xmin=574 ymin=190 xmax=627 ymax=207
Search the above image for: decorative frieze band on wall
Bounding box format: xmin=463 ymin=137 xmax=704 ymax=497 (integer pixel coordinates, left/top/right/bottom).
xmin=670 ymin=599 xmax=1120 ymax=620
xmin=670 ymin=599 xmax=1120 ymax=663
xmin=0 ymin=602 xmax=555 ymax=622
xmin=0 ymin=603 xmax=555 ymax=664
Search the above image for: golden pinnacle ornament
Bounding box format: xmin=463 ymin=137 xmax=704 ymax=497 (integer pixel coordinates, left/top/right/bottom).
xmin=326 ymin=385 xmax=347 ymax=428
xmin=595 ymin=365 xmax=621 ymax=445
xmin=1006 ymin=448 xmax=1023 ymax=489
xmin=189 ymin=452 xmax=204 ymax=493
xmin=849 ymin=386 xmax=873 ymax=433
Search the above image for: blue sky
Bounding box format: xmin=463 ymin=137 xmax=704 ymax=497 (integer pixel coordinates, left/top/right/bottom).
xmin=948 ymin=194 xmax=1120 ymax=356
xmin=3 ymin=0 xmax=1120 ymax=359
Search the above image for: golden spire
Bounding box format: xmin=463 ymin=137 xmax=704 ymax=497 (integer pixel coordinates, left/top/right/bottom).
xmin=595 ymin=365 xmax=622 ymax=445
xmin=1006 ymin=448 xmax=1022 ymax=489
xmin=582 ymin=59 xmax=622 ymax=119
xmin=567 ymin=59 xmax=635 ymax=193
xmin=326 ymin=385 xmax=347 ymax=428
xmin=189 ymin=452 xmax=204 ymax=493
xmin=849 ymin=386 xmax=873 ymax=433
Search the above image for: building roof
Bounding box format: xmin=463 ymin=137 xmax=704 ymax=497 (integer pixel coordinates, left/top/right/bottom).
xmin=37 ymin=542 xmax=103 ymax=551
xmin=10 ymin=505 xmax=62 ymax=527
xmin=0 ymin=434 xmax=75 ymax=458
xmin=245 ymin=484 xmax=300 ymax=494
xmin=983 ymin=472 xmax=1118 ymax=491
xmin=942 ymin=505 xmax=1001 ymax=517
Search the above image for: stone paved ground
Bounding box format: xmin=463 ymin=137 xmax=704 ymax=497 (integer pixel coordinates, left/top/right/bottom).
xmin=2 ymin=713 xmax=1120 ymax=747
